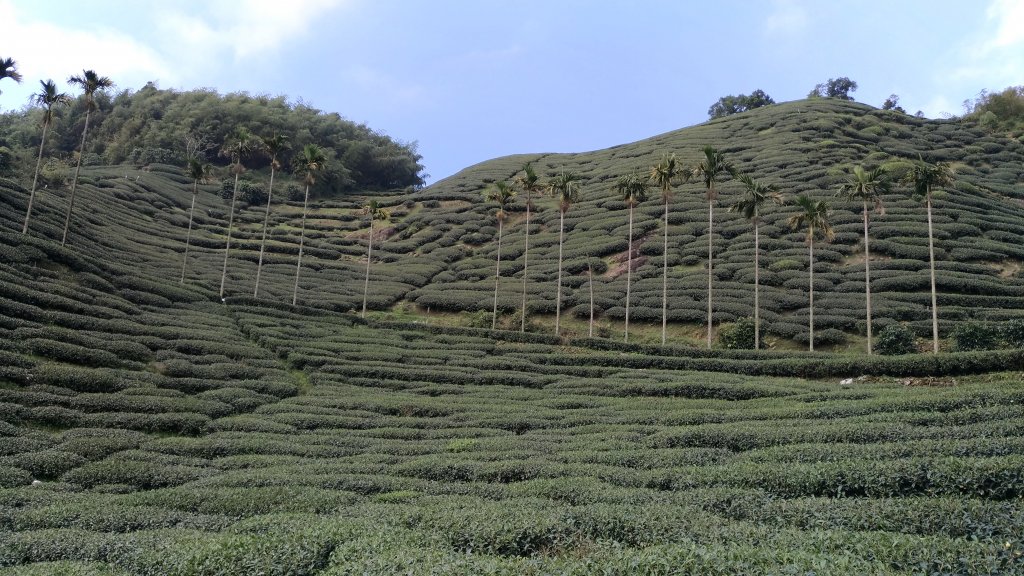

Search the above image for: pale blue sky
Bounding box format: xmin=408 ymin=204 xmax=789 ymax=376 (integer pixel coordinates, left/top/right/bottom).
xmin=2 ymin=0 xmax=1022 ymax=182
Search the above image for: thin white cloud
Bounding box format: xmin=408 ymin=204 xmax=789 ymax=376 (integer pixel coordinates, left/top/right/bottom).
xmin=0 ymin=0 xmax=349 ymax=110
xmin=0 ymin=0 xmax=171 ymax=105
xmin=949 ymin=0 xmax=1024 ymax=86
xmin=158 ymin=0 xmax=347 ymax=63
xmin=764 ymin=0 xmax=808 ymax=36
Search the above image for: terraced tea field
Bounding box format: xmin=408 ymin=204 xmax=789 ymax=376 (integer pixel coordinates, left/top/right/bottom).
xmin=0 ymin=252 xmax=1023 ymax=573
xmin=1 ymin=97 xmax=1023 ymax=573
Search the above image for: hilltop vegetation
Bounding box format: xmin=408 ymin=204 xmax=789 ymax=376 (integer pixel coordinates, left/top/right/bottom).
xmin=0 ymin=83 xmax=424 ymax=195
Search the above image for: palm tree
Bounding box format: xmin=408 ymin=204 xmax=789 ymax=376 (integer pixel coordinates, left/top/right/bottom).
xmin=62 ymin=70 xmax=113 ymax=246
xmin=836 ymin=165 xmax=890 ymax=354
xmin=691 ymin=145 xmax=734 ymax=348
xmin=218 ymin=127 xmax=257 ymax=299
xmin=788 ymin=195 xmax=835 ymax=352
xmin=614 ymin=172 xmax=649 ymax=342
xmin=181 ymin=158 xmax=211 ymax=283
xmin=361 ymin=200 xmax=390 ymax=318
xmin=729 ymin=174 xmax=784 ymax=349
xmin=291 ymin=143 xmax=327 ymax=306
xmin=547 ymin=171 xmax=583 ymax=336
xmin=483 ymin=180 xmax=516 ymax=329
xmin=901 ymin=158 xmax=954 ymax=353
xmin=0 ymin=58 xmax=23 ymax=93
xmin=650 ymin=154 xmax=685 ymax=345
xmin=514 ymin=162 xmax=544 ymax=332
xmin=22 ymin=80 xmax=71 ymax=235
xmin=254 ymin=133 xmax=290 ymax=298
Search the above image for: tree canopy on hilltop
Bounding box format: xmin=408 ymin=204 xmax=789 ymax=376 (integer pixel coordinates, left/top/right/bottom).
xmin=707 ymin=89 xmax=775 ymax=119
xmin=0 ymin=82 xmax=424 ymax=195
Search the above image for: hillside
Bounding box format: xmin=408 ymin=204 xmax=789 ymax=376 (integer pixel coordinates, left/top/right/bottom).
xmin=4 ymin=97 xmax=1024 ymax=349
xmin=1 ymin=98 xmax=1024 ymax=573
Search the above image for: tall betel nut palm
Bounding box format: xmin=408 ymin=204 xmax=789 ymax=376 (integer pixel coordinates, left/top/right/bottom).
xmin=292 ymin=143 xmax=327 ymax=306
xmin=614 ymin=172 xmax=649 ymax=342
xmin=360 ymin=200 xmax=390 ymax=318
xmin=23 ymin=80 xmax=71 ymax=235
xmin=547 ymin=171 xmax=583 ymax=336
xmin=181 ymin=158 xmax=212 ymax=283
xmin=836 ymin=165 xmax=890 ymax=354
xmin=0 ymin=57 xmax=23 ymax=93
xmin=62 ymin=69 xmax=113 ymax=246
xmin=218 ymin=127 xmax=258 ymax=298
xmin=483 ymin=180 xmax=516 ymax=329
xmin=254 ymin=133 xmax=290 ymax=298
xmin=650 ymin=154 xmax=685 ymax=345
xmin=514 ymin=162 xmax=544 ymax=332
xmin=729 ymin=174 xmax=783 ymax=349
xmin=692 ymin=146 xmax=734 ymax=348
xmin=902 ymin=157 xmax=954 ymax=354
xmin=788 ymin=195 xmax=835 ymax=352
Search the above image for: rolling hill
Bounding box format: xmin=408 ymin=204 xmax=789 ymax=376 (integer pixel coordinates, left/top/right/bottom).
xmin=1 ymin=97 xmax=1024 ymax=574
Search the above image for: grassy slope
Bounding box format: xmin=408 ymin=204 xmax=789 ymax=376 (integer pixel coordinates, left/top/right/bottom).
xmin=5 ymin=98 xmax=1024 ymax=347
xmin=0 ymin=98 xmax=1023 ymax=573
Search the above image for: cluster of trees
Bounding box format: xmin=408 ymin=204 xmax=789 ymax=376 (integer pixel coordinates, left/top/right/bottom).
xmin=707 ymin=90 xmax=776 ymax=119
xmin=0 ymin=61 xmax=424 ymax=195
xmin=808 ymin=77 xmax=858 ymax=100
xmin=482 ymin=151 xmax=956 ymax=354
xmin=177 ymin=127 xmax=390 ymax=314
xmin=963 ymin=86 xmax=1024 ymax=135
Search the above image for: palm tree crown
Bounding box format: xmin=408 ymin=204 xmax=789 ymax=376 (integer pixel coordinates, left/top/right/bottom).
xmin=788 ymin=195 xmax=836 ymax=245
xmin=483 ymin=180 xmax=516 ymax=219
xmin=548 ymin=171 xmax=583 ymax=213
xmin=68 ymin=69 xmax=113 ymax=110
xmin=1 ymin=57 xmax=24 ymax=92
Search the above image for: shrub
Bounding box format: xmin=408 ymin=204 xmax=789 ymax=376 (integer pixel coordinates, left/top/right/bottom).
xmin=875 ymin=324 xmax=918 ymax=355
xmin=1001 ymin=319 xmax=1024 ymax=348
xmin=717 ymin=317 xmax=764 ymax=350
xmin=951 ymin=322 xmax=999 ymax=351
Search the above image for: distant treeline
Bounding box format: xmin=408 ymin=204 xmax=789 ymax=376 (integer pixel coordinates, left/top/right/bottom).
xmin=0 ymin=83 xmax=425 ymax=194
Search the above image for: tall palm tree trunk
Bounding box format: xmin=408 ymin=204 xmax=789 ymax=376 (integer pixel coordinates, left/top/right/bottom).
xmin=588 ymin=263 xmax=595 ymax=338
xmin=520 ymin=198 xmax=530 ymax=332
xmin=180 ymin=182 xmax=198 ymax=284
xmin=61 ymin=109 xmax=91 ymax=246
xmin=361 ymin=219 xmax=374 ymax=318
xmin=22 ymin=120 xmax=50 ymax=234
xmin=809 ymin=239 xmax=815 ymax=352
xmin=707 ymin=199 xmax=714 ymax=348
xmin=661 ymin=200 xmax=669 ymax=345
xmin=254 ymin=164 xmax=277 ymax=298
xmin=491 ymin=217 xmax=503 ymax=329
xmin=292 ymin=184 xmax=311 ymax=306
xmin=625 ymin=204 xmax=634 ymax=342
xmin=219 ymin=170 xmax=241 ymax=299
xmin=862 ymin=200 xmax=873 ymax=354
xmin=926 ymin=189 xmax=939 ymax=353
xmin=753 ymin=210 xmax=760 ymax=350
xmin=555 ymin=210 xmax=565 ymax=335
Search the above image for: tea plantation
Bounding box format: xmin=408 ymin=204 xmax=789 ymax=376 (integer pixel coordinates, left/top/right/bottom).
xmin=0 ymin=97 xmax=1023 ymax=573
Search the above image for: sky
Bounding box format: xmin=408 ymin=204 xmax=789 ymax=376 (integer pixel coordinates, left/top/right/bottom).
xmin=1 ymin=0 xmax=1022 ymax=183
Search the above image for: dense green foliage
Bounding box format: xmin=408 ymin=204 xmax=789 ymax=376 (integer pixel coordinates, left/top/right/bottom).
xmin=964 ymin=86 xmax=1024 ymax=137
xmin=0 ymin=84 xmax=424 ymax=194
xmin=875 ymin=323 xmax=918 ymax=355
xmin=707 ymin=89 xmax=775 ymax=119
xmin=1 ymin=95 xmax=1024 ymax=572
